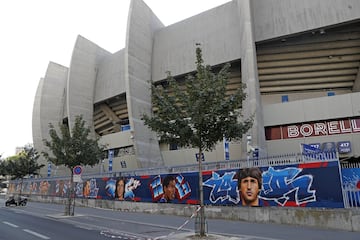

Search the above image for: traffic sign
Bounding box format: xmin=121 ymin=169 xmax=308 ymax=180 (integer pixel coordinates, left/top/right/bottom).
xmin=73 ymin=165 xmax=82 ymax=175
xmin=195 ymin=153 xmax=205 ymax=162
xmin=73 ymin=174 xmax=82 ymax=183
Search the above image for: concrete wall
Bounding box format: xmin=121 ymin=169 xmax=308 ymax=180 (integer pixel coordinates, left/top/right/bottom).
xmin=32 ymin=62 xmax=68 ymax=177
xmin=125 ymin=0 xmax=164 ymax=168
xmin=252 ymin=0 xmax=360 ymax=42
xmin=263 ymin=92 xmax=360 ymax=126
xmin=30 ymin=196 xmax=360 ymax=232
xmin=94 ymin=49 xmax=126 ymax=103
xmin=67 ymin=35 xmax=111 ymax=134
xmin=261 ymin=90 xmax=352 ymax=105
xmin=152 ymin=1 xmax=239 ymax=81
xmin=161 ymin=141 xmax=244 ymax=166
xmin=99 ymin=131 xmax=139 ymax=170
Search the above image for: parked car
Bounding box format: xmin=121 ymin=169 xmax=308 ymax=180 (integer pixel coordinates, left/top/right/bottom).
xmin=5 ymin=195 xmax=27 ymax=206
xmin=0 ymin=188 xmax=7 ymax=196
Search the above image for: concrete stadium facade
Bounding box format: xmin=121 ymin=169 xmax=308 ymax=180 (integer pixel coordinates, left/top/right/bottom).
xmin=32 ymin=0 xmax=360 ymax=177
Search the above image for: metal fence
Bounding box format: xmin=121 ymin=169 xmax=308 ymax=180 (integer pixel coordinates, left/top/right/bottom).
xmin=343 ymin=184 xmax=360 ymax=208
xmin=340 ymin=161 xmax=360 ymax=208
xmin=16 ymin=151 xmax=340 ymax=180
xmin=341 ymin=162 xmax=360 ymax=169
xmin=111 ymin=152 xmax=339 ymax=177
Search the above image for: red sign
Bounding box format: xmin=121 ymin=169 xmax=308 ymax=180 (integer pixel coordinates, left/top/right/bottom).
xmin=266 ymin=117 xmax=360 ymax=140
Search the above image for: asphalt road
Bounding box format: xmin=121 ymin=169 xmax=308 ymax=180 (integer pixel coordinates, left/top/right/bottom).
xmin=1 ymin=198 xmax=360 ymax=240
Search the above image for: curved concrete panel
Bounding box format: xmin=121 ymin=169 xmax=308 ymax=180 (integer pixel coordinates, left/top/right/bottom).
xmin=125 ymin=0 xmax=164 ymax=168
xmin=67 ymin=35 xmax=111 ymax=134
xmin=237 ymin=0 xmax=266 ymax=153
xmin=32 ymin=62 xmax=68 ymax=176
xmin=253 ymin=0 xmax=360 ymax=42
xmin=94 ymin=49 xmax=126 ymax=103
xmin=152 ymin=1 xmax=239 ymax=81
xmin=32 ymin=77 xmax=44 ymax=172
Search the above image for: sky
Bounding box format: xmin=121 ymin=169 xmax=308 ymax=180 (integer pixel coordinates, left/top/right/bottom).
xmin=0 ymin=0 xmax=230 ymax=158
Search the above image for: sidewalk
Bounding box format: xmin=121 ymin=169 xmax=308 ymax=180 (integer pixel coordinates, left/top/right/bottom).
xmin=168 ymin=232 xmax=242 ymax=239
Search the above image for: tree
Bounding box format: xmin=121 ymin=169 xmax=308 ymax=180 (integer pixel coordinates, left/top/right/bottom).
xmin=0 ymin=160 xmax=6 ymax=176
xmin=2 ymin=147 xmax=44 ymax=196
xmin=42 ymin=115 xmax=106 ymax=216
xmin=142 ymin=45 xmax=253 ymax=236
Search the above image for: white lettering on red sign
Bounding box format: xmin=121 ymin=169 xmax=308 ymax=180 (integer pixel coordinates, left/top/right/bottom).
xmin=314 ymin=123 xmax=327 ymax=135
xmin=300 ymin=124 xmax=313 ymax=137
xmin=328 ymin=121 xmax=340 ymax=134
xmin=352 ymin=119 xmax=360 ymax=132
xmin=340 ymin=121 xmax=352 ymax=133
xmin=287 ymin=126 xmax=299 ymax=138
xmin=286 ymin=119 xmax=358 ymax=138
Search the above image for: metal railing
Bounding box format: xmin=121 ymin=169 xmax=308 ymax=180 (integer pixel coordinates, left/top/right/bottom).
xmin=343 ymin=184 xmax=360 ymax=208
xmin=13 ymin=151 xmax=340 ymax=180
xmin=341 ymin=162 xmax=360 ymax=169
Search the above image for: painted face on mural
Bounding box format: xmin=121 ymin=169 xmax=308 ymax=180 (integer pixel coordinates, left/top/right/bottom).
xmin=116 ymin=179 xmax=125 ymax=200
xmin=240 ymin=176 xmax=260 ymax=206
xmin=83 ymin=180 xmax=90 ymax=197
xmin=40 ymin=181 xmax=50 ymax=195
xmin=164 ymin=179 xmax=176 ymax=201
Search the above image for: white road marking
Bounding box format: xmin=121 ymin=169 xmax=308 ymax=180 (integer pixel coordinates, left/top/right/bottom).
xmin=23 ymin=229 xmax=50 ymax=239
xmin=2 ymin=221 xmax=19 ymax=228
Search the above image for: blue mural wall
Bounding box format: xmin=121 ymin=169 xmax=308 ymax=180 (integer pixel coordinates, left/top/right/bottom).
xmin=341 ymin=168 xmax=360 ymax=207
xmin=9 ymin=160 xmax=345 ymax=208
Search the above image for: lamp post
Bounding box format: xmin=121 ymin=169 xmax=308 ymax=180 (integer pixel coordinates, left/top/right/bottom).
xmin=246 ymin=135 xmax=252 ymax=167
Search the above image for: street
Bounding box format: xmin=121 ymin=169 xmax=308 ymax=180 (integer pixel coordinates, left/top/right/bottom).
xmin=1 ymin=198 xmax=360 ymax=240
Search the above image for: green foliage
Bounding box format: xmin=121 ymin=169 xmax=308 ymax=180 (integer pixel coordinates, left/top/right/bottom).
xmin=2 ymin=147 xmax=44 ymax=180
xmin=142 ymin=45 xmax=253 ymax=152
xmin=0 ymin=160 xmax=7 ymax=176
xmin=42 ymin=115 xmax=106 ymax=171
xmin=43 ymin=115 xmax=106 ymax=216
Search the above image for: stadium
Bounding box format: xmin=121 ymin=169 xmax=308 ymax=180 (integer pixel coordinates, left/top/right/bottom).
xmin=32 ymin=0 xmax=360 ymax=177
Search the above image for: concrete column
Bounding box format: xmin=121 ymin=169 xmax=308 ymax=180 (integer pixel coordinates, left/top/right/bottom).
xmin=125 ymin=0 xmax=165 ymax=168
xmin=237 ymin=0 xmax=267 ymax=155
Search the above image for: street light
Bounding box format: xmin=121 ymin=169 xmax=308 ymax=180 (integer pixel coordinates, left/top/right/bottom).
xmin=246 ymin=135 xmax=252 ymax=167
xmin=246 ymin=135 xmax=259 ymax=167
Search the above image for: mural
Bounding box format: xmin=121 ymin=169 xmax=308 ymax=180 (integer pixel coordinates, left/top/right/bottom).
xmin=8 ymin=160 xmax=345 ymax=208
xmin=260 ymin=166 xmax=316 ymax=206
xmin=341 ymin=168 xmax=360 ymax=207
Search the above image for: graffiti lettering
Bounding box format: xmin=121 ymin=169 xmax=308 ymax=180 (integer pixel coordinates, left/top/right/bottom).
xmin=175 ymin=175 xmax=191 ymax=200
xmin=150 ymin=175 xmax=163 ymax=201
xmin=261 ymin=167 xmax=316 ymax=206
xmin=203 ymin=171 xmax=239 ymax=204
xmin=124 ymin=178 xmax=141 ymax=199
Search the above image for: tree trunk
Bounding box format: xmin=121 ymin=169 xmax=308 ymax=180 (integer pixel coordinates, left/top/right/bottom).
xmin=70 ymin=170 xmax=75 ymax=216
xmin=19 ymin=178 xmax=23 ymax=196
xmin=64 ymin=170 xmax=74 ymax=216
xmin=19 ymin=178 xmax=24 ymax=203
xmin=197 ymin=148 xmax=206 ymax=236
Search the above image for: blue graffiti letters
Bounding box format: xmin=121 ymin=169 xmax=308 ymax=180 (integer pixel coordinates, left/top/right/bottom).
xmin=175 ymin=175 xmax=191 ymax=200
xmin=203 ymin=171 xmax=239 ymax=204
xmin=261 ymin=167 xmax=316 ymax=206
